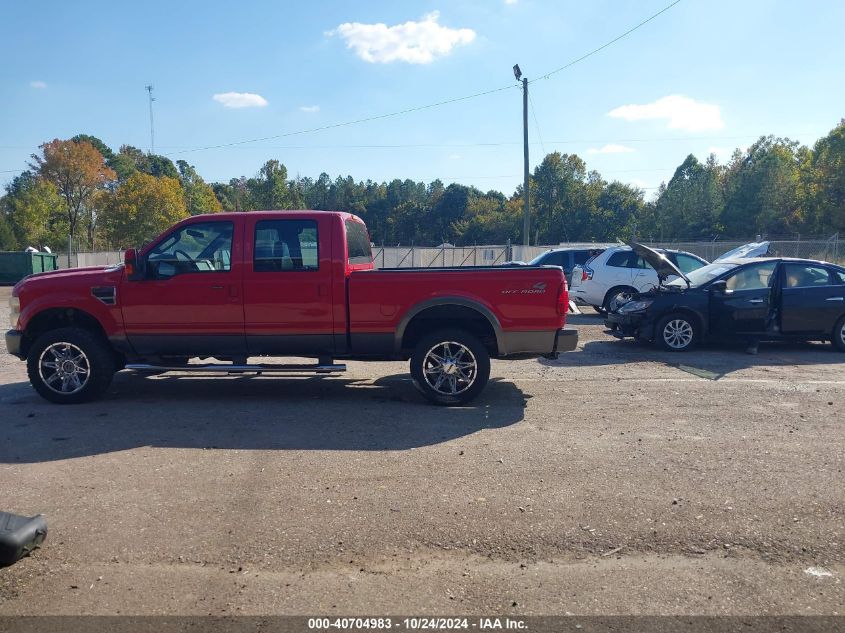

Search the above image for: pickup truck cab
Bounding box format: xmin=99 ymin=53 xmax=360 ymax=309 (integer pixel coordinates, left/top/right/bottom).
xmin=6 ymin=211 xmax=577 ymax=405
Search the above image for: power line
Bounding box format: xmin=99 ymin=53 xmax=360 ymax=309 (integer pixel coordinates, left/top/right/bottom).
xmin=167 ymin=84 xmax=517 ymax=157
xmin=533 ymin=0 xmax=683 ymax=82
xmin=152 ymin=133 xmax=793 ymax=152
xmin=528 ymin=92 xmax=547 ymax=156
xmin=165 ymin=2 xmax=682 ymax=157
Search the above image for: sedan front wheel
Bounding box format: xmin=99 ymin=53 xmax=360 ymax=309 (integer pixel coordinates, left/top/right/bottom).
xmin=655 ymin=314 xmax=698 ymax=352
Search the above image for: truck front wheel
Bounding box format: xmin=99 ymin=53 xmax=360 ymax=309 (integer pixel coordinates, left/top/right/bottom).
xmin=26 ymin=327 xmax=116 ymax=404
xmin=410 ymin=329 xmax=490 ymax=406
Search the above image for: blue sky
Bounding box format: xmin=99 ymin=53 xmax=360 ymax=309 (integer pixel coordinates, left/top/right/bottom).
xmin=2 ymin=0 xmax=844 ymax=198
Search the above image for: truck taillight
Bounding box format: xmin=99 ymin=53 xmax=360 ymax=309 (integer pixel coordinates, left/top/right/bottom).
xmin=557 ymin=282 xmax=568 ymax=315
xmin=581 ymin=266 xmax=594 ymax=281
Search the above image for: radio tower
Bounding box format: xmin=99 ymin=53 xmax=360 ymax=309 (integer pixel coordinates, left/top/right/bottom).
xmin=145 ymin=84 xmax=155 ymax=154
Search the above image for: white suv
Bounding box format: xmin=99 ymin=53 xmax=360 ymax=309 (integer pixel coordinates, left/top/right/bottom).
xmin=570 ymin=245 xmax=707 ymax=313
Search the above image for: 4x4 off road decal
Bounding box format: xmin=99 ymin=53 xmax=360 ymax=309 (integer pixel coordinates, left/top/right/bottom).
xmin=501 ymin=281 xmax=547 ymax=295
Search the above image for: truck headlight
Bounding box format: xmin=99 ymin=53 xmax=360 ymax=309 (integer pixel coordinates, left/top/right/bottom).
xmin=618 ymin=299 xmax=653 ymax=314
xmin=9 ymin=296 xmax=20 ymax=328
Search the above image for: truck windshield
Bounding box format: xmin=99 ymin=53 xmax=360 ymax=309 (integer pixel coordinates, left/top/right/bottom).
xmin=666 ymin=263 xmax=738 ymax=288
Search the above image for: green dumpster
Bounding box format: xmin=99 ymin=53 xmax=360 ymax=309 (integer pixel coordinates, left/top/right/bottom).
xmin=0 ymin=251 xmax=59 ymax=284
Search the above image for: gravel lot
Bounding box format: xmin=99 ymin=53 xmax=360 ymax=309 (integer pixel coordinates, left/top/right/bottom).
xmin=0 ymin=285 xmax=842 ymax=615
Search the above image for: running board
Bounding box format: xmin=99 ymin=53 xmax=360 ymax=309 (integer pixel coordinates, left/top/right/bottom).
xmin=125 ymin=363 xmax=346 ymax=375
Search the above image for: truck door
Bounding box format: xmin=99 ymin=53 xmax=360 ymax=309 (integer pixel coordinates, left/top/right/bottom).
xmin=121 ymin=219 xmax=245 ymax=356
xmin=780 ymin=263 xmax=845 ymax=334
xmin=242 ymin=215 xmax=335 ymax=355
xmin=709 ymin=260 xmax=777 ymax=336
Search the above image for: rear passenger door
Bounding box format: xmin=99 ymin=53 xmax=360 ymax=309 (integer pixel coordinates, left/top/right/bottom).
xmin=242 ymin=215 xmax=335 ymax=356
xmin=780 ymin=263 xmax=845 ymax=334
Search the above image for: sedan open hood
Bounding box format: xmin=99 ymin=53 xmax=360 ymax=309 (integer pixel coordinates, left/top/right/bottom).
xmin=714 ymin=241 xmax=770 ymax=262
xmin=628 ymin=242 xmax=691 ymax=286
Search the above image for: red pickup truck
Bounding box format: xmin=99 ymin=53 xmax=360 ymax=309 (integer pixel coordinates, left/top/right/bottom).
xmin=6 ymin=211 xmax=576 ymax=405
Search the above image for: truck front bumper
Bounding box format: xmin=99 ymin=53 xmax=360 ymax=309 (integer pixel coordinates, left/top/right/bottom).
xmin=5 ymin=329 xmax=24 ymax=359
xmin=499 ymin=327 xmax=578 ymax=358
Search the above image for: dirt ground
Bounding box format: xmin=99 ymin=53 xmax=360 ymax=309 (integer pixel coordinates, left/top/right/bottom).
xmin=0 ymin=286 xmax=842 ymax=616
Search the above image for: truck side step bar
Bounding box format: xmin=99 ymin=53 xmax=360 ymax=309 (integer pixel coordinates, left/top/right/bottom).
xmin=125 ymin=363 xmax=347 ymax=375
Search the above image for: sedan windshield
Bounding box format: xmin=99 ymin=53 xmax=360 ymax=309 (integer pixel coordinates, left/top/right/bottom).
xmin=528 ymin=252 xmax=552 ymax=265
xmin=666 ymin=262 xmax=738 ymax=288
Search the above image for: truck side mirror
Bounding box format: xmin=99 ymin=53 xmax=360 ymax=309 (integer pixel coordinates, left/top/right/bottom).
xmin=124 ymin=248 xmax=144 ymax=281
xmin=710 ymin=279 xmax=727 ymax=294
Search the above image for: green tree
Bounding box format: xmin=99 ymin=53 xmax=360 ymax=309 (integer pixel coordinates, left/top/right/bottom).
xmin=721 ymin=136 xmax=805 ymax=237
xmin=31 ymin=139 xmax=116 ymax=259
xmin=3 ymin=171 xmax=66 ymax=249
xmin=651 ymin=154 xmax=724 ymax=239
xmin=806 ymin=120 xmax=845 ymax=233
xmin=100 ymin=173 xmax=189 ymax=248
xmin=176 ymin=160 xmax=223 ymax=215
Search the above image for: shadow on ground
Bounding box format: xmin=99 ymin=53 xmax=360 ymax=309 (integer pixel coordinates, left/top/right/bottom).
xmin=542 ymin=334 xmax=842 ymax=379
xmin=0 ymin=373 xmax=528 ymax=464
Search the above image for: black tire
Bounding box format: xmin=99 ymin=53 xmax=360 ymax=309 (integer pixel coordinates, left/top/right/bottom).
xmin=833 ymin=315 xmax=845 ymax=352
xmin=654 ymin=313 xmax=698 ymax=352
xmin=603 ymin=286 xmax=637 ymax=314
xmin=410 ymin=329 xmax=491 ymax=406
xmin=26 ymin=327 xmax=115 ymax=404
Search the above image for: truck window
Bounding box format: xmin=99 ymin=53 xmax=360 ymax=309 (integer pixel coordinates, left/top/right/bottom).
xmin=254 ymin=220 xmax=319 ymax=272
xmin=346 ymin=219 xmax=372 ymax=265
xmin=147 ymin=221 xmax=233 ymax=278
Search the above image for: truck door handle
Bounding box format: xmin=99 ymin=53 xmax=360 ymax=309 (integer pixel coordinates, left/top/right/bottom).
xmin=748 ymin=298 xmax=765 ymax=304
xmin=211 ymin=285 xmax=224 ymax=290
xmin=826 ymin=296 xmax=844 ymax=302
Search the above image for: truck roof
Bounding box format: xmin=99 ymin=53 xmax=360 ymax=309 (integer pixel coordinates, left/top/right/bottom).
xmin=188 ymin=210 xmax=358 ymax=221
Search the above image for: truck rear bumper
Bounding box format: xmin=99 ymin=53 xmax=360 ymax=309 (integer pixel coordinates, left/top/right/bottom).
xmin=499 ymin=328 xmax=578 ymax=358
xmin=5 ymin=329 xmax=24 ymax=359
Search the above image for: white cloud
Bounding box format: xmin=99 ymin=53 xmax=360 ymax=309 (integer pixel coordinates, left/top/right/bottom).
xmin=300 ymin=105 xmax=320 ymax=113
xmin=213 ymin=92 xmax=268 ymax=108
xmin=587 ymin=143 xmax=636 ymax=155
xmin=608 ymin=95 xmax=724 ymax=132
xmin=328 ymin=11 xmax=476 ymax=64
xmin=30 ymin=80 xmax=47 ymax=89
xmin=504 ymin=0 xmax=519 ymax=4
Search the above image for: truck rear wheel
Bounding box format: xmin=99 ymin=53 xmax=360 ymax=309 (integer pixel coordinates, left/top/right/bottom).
xmin=410 ymin=329 xmax=490 ymax=406
xmin=26 ymin=327 xmax=115 ymax=404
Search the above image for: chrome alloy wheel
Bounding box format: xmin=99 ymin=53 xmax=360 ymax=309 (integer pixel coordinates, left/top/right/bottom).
xmin=39 ymin=342 xmax=91 ymax=395
xmin=422 ymin=341 xmax=477 ymax=396
xmin=662 ymin=319 xmax=693 ymax=350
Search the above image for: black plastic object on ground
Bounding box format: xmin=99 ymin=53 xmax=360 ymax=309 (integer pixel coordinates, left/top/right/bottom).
xmin=0 ymin=512 xmax=48 ymax=566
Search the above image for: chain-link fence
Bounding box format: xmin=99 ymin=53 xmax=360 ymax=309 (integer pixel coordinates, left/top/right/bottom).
xmin=372 ymin=246 xmax=511 ymax=268
xmin=641 ymin=235 xmax=841 ymax=264
xmin=55 ymin=234 xmax=841 ymax=271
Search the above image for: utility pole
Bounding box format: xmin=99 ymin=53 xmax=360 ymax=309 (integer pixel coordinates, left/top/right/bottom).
xmin=145 ymin=85 xmax=155 ymax=154
xmin=513 ymin=65 xmax=530 ymax=246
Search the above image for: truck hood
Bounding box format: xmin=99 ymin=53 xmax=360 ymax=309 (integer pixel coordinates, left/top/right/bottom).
xmin=14 ymin=265 xmax=123 ymax=292
xmin=714 ymin=241 xmax=770 ymax=262
xmin=627 ymin=242 xmax=690 ymax=285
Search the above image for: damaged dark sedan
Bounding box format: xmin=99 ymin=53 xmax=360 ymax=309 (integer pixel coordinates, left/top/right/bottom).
xmin=605 ymin=243 xmax=845 ymax=353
